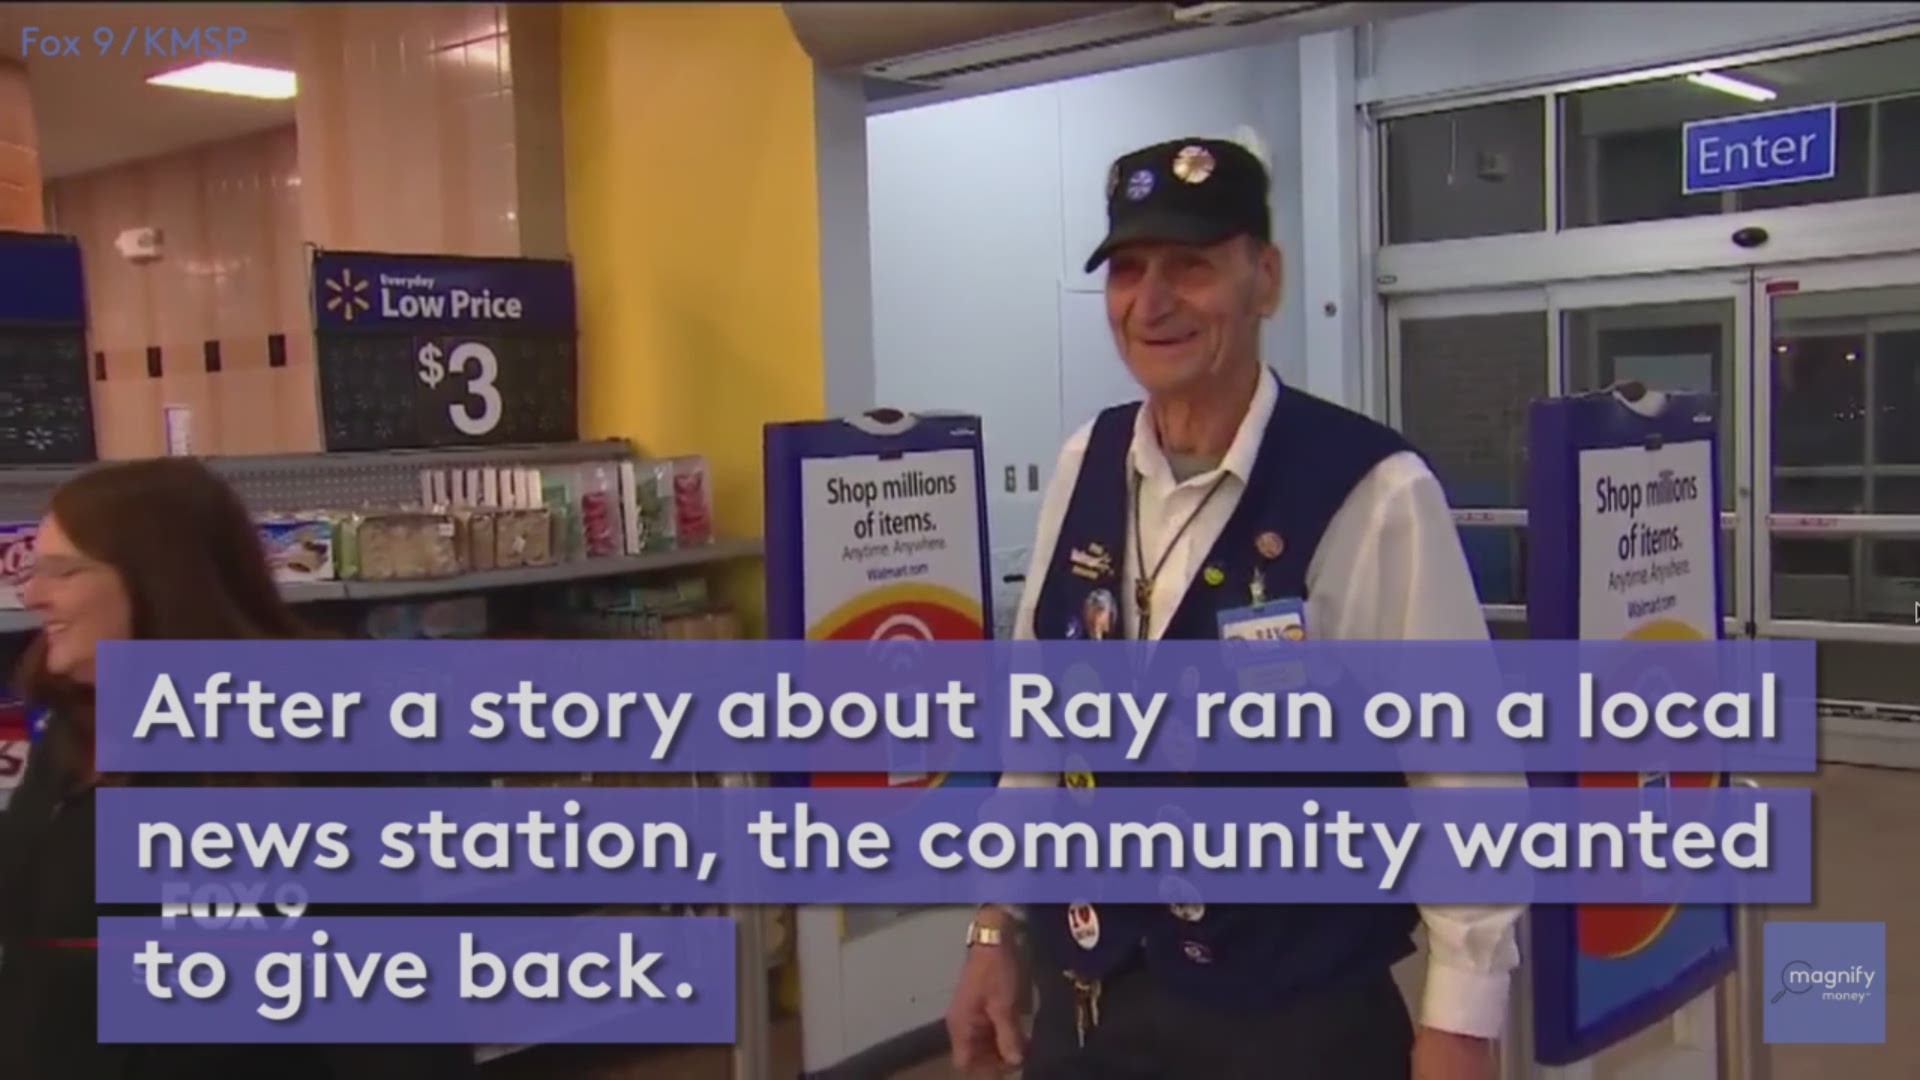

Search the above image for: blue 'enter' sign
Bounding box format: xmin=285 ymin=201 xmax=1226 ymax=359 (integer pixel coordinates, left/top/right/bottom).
xmin=1683 ymin=104 xmax=1836 ymax=195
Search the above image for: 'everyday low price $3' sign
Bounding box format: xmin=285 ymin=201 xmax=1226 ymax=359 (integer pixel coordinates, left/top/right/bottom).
xmin=311 ymin=250 xmax=580 ymax=452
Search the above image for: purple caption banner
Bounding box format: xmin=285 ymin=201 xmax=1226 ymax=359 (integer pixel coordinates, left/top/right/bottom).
xmin=96 ymin=785 xmax=1811 ymax=906
xmin=94 ymin=640 xmax=1816 ymax=774
xmin=98 ymin=916 xmax=736 ymax=1045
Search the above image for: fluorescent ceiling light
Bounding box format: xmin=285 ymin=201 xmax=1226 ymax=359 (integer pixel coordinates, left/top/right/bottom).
xmin=148 ymin=61 xmax=296 ymax=101
xmin=1685 ymin=71 xmax=1776 ymax=103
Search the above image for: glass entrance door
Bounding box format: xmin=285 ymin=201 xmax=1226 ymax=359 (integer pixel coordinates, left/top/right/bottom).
xmin=1384 ymin=256 xmax=1920 ymax=763
xmin=1548 ymin=273 xmax=1750 ymax=638
xmin=1754 ymin=253 xmax=1920 ymax=766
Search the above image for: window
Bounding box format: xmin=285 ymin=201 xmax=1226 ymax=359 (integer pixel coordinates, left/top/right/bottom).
xmin=1395 ymin=310 xmax=1545 ymax=604
xmin=1383 ymin=99 xmax=1546 ymax=243
xmin=1561 ymin=34 xmax=1920 ymax=228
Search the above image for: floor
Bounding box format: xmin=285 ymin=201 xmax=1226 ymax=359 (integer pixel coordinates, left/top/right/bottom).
xmin=483 ymin=765 xmax=1915 ymax=1079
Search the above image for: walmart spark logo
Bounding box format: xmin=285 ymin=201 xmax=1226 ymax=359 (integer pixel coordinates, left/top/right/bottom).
xmin=324 ymin=267 xmax=371 ymax=322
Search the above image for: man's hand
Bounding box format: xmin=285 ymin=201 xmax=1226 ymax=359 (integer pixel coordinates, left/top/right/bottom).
xmin=1412 ymin=1026 xmax=1497 ymax=1080
xmin=945 ymin=909 xmax=1027 ymax=1074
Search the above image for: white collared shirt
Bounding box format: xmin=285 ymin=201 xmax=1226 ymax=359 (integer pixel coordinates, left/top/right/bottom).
xmin=1003 ymin=367 xmax=1523 ymax=1040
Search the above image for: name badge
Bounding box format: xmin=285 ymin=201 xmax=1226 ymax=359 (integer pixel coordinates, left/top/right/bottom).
xmin=1217 ymin=598 xmax=1308 ymax=642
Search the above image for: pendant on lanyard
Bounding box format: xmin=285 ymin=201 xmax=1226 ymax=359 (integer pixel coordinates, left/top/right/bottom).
xmin=1131 ymin=469 xmax=1231 ymax=637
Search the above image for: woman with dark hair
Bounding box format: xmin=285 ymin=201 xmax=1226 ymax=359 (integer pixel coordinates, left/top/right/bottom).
xmin=0 ymin=458 xmax=475 ymax=1079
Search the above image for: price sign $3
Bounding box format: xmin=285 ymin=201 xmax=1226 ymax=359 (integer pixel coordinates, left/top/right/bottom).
xmin=416 ymin=340 xmax=504 ymax=438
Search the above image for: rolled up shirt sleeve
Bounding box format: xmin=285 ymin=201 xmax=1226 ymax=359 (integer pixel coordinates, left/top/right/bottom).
xmin=1308 ymin=452 xmax=1523 ymax=1039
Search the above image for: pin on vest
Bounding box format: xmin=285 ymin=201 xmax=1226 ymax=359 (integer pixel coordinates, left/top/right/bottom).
xmin=1068 ymin=903 xmax=1101 ymax=949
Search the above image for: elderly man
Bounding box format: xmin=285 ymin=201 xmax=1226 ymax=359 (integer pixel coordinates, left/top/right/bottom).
xmin=944 ymin=137 xmax=1521 ymax=1079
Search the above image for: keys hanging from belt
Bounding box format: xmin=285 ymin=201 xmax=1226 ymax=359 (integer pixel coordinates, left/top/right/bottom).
xmin=1067 ymin=973 xmax=1103 ymax=1048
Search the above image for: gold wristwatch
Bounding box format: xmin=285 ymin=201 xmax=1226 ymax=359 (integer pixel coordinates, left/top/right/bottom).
xmin=966 ymin=908 xmax=1012 ymax=947
xmin=965 ymin=920 xmax=1006 ymax=947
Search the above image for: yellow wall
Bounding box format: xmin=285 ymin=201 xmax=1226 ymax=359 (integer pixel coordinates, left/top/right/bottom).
xmin=561 ymin=2 xmax=826 ymax=631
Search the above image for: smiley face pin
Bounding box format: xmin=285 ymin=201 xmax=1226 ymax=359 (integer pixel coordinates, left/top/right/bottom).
xmin=1203 ymin=565 xmax=1225 ymax=586
xmin=1256 ymin=531 xmax=1285 ymax=560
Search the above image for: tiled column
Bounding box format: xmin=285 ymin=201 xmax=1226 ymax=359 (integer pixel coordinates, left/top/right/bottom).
xmin=0 ymin=58 xmax=44 ymax=231
xmin=292 ymin=2 xmax=560 ymax=257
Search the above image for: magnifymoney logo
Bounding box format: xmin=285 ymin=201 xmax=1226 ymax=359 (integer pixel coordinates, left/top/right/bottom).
xmin=1763 ymin=921 xmax=1884 ymax=1044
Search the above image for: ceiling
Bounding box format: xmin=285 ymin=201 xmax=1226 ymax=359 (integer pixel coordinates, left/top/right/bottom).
xmin=0 ymin=2 xmax=296 ymax=179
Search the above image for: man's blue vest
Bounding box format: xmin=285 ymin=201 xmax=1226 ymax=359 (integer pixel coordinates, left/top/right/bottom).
xmin=1026 ymin=373 xmax=1422 ymax=1012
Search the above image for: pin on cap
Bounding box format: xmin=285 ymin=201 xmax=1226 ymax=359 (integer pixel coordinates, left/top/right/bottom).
xmin=1085 ymin=136 xmax=1273 ymax=273
xmin=1172 ymin=145 xmax=1216 ymax=184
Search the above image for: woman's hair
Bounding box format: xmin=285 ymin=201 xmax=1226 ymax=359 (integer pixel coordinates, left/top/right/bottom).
xmin=14 ymin=458 xmax=306 ymax=777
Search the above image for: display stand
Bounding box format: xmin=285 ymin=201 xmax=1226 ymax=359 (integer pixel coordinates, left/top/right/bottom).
xmin=763 ymin=410 xmax=995 ymax=1079
xmin=1518 ymin=384 xmax=1739 ymax=1079
xmin=0 ymin=231 xmax=97 ymax=464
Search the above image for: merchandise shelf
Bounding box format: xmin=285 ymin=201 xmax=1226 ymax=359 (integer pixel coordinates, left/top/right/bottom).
xmin=0 ymin=538 xmax=761 ymax=634
xmin=0 ymin=441 xmax=761 ymax=633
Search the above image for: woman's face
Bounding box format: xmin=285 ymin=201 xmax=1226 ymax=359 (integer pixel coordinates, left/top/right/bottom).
xmin=22 ymin=513 xmax=133 ymax=683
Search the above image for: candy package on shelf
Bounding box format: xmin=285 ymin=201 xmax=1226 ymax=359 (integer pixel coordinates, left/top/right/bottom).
xmin=578 ymin=462 xmax=627 ymax=558
xmin=670 ymin=455 xmax=715 ymax=546
xmin=347 ymin=512 xmax=463 ymax=581
xmin=454 ymin=509 xmax=498 ymax=572
xmin=0 ymin=522 xmax=36 ymax=609
xmin=493 ymin=508 xmax=554 ymax=570
xmin=362 ymin=597 xmax=490 ymax=640
xmin=542 ymin=475 xmax=583 ymax=563
xmin=527 ymin=571 xmax=739 ymax=640
xmin=625 ymin=459 xmax=678 ymax=554
xmin=258 ymin=516 xmax=336 ymax=583
xmin=0 ymin=698 xmax=31 ymax=792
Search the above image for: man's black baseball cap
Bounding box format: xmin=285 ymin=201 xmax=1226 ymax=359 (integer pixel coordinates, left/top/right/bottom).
xmin=1084 ymin=137 xmax=1272 ymax=273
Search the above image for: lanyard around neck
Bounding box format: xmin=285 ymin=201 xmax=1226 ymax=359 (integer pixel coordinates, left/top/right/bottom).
xmin=1129 ymin=467 xmax=1231 ymax=637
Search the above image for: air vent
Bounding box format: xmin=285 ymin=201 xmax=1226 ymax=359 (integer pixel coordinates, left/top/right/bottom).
xmin=862 ymin=75 xmax=939 ymax=101
xmin=1171 ymin=2 xmax=1342 ymax=28
xmin=875 ymin=22 xmax=1200 ymax=83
